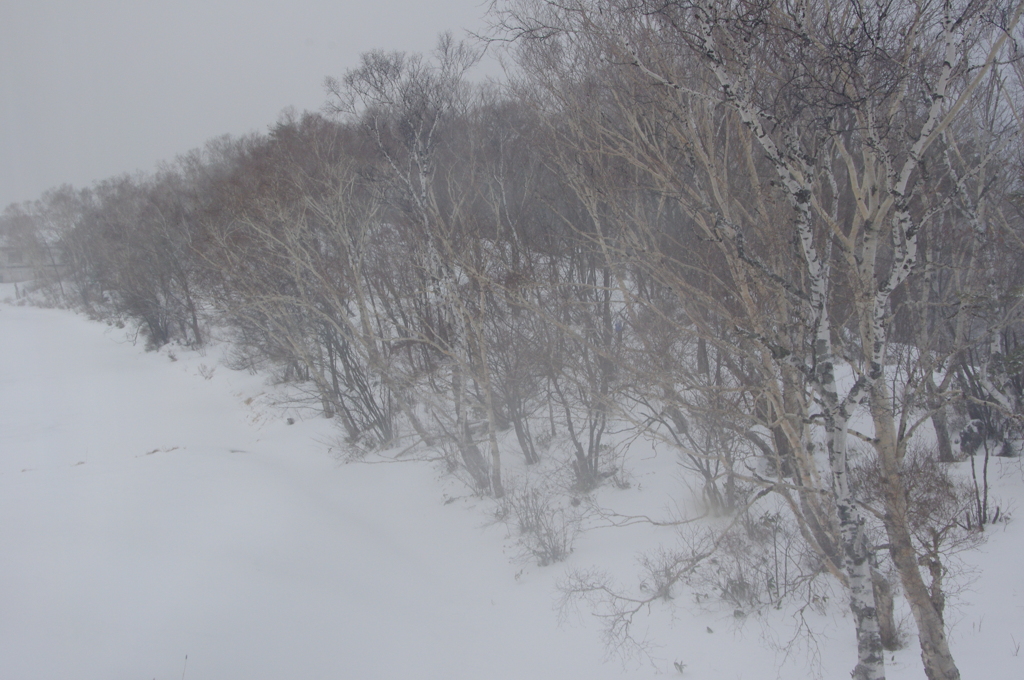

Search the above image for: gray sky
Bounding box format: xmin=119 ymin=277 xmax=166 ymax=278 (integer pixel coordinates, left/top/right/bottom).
xmin=1 ymin=0 xmax=496 ymax=209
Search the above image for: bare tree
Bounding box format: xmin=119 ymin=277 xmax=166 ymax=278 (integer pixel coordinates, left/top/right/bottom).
xmin=497 ymin=1 xmax=1024 ymax=678
xmin=326 ymin=37 xmax=511 ymax=493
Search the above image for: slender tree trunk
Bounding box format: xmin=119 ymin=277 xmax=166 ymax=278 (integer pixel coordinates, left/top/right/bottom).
xmin=927 ymin=376 xmax=956 ymax=463
xmin=873 ymin=392 xmax=961 ymax=680
xmin=474 ymin=291 xmax=504 ymax=498
xmin=872 ymin=567 xmax=899 ymax=651
xmin=511 ymin=398 xmax=540 ymax=464
xmin=829 ymin=411 xmax=886 ymax=680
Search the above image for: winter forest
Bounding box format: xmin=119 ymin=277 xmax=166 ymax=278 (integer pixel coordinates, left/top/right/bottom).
xmin=4 ymin=2 xmax=1024 ymax=679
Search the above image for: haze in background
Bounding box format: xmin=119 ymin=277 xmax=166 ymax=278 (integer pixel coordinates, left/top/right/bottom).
xmin=0 ymin=0 xmax=495 ymax=209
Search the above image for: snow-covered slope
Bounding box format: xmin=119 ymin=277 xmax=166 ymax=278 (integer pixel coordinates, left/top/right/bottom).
xmin=2 ymin=298 xmax=1021 ymax=679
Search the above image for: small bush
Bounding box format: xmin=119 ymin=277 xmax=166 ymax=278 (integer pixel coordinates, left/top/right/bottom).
xmin=683 ymin=512 xmax=829 ymax=612
xmin=507 ymin=488 xmax=581 ymax=566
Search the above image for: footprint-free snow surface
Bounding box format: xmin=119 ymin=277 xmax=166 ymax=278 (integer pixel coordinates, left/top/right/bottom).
xmin=2 ymin=300 xmax=1023 ymax=679
xmin=0 ymin=304 xmax=624 ymax=680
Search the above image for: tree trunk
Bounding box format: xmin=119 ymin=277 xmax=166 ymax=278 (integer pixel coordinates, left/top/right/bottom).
xmin=874 ymin=399 xmax=960 ymax=680
xmin=885 ymin=516 xmax=959 ymax=680
xmin=872 ymin=568 xmax=900 ymax=651
xmin=511 ymin=408 xmax=540 ymax=464
xmin=927 ymin=377 xmax=956 ymax=463
xmin=824 ymin=388 xmax=886 ymax=680
xmin=932 ymin=406 xmax=956 ymax=463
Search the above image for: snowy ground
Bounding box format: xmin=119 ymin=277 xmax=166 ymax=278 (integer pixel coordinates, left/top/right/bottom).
xmin=2 ymin=293 xmax=1022 ymax=679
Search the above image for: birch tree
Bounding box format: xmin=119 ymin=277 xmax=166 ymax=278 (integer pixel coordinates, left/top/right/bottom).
xmin=498 ymin=1 xmax=1024 ymax=677
xmin=326 ymin=36 xmax=508 ymax=494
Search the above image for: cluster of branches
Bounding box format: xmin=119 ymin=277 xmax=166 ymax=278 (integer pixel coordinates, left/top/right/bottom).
xmin=492 ymin=2 xmax=1024 ymax=678
xmin=3 ymin=37 xmax=627 ymax=499
xmin=4 ymin=3 xmax=1024 ymax=678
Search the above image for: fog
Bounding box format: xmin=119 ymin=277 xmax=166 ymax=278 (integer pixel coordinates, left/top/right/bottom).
xmin=0 ymin=0 xmax=494 ymax=209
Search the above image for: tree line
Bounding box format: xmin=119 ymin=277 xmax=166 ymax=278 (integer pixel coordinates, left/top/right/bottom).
xmin=4 ymin=3 xmax=1024 ymax=678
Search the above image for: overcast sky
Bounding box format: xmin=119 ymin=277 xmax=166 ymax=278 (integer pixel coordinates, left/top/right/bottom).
xmin=1 ymin=0 xmax=497 ymax=209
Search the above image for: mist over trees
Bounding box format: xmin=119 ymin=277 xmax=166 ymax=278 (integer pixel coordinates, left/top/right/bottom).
xmin=4 ymin=2 xmax=1024 ymax=678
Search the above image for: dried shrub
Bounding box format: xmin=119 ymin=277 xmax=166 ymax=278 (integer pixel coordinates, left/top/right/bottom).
xmin=506 ymin=488 xmax=581 ymax=566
